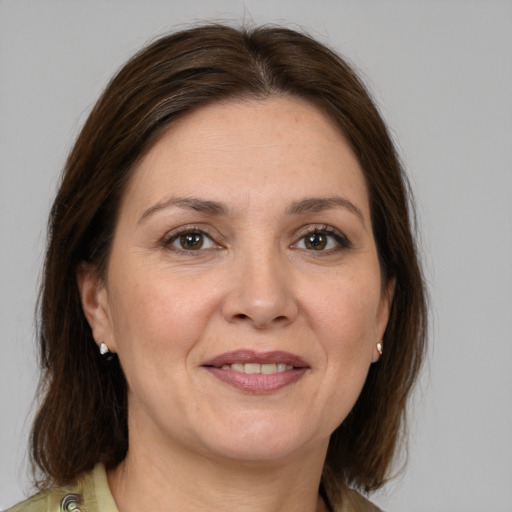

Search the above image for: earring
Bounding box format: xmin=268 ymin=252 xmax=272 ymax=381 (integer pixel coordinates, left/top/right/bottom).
xmin=376 ymin=341 xmax=383 ymax=356
xmin=99 ymin=342 xmax=114 ymax=361
xmin=99 ymin=342 xmax=111 ymax=356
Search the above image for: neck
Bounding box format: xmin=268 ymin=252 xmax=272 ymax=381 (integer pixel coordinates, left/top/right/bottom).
xmin=108 ymin=429 xmax=329 ymax=512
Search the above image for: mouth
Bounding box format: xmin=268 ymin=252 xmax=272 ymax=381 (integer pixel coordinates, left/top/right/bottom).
xmin=202 ymin=350 xmax=309 ymax=393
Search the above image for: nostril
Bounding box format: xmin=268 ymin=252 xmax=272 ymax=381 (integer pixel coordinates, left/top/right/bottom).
xmin=232 ymin=313 xmax=290 ymax=325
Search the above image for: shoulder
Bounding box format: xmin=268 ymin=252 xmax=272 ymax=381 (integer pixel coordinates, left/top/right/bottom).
xmin=333 ymin=487 xmax=385 ymax=512
xmin=5 ymin=464 xmax=117 ymax=512
xmin=5 ymin=487 xmax=79 ymax=512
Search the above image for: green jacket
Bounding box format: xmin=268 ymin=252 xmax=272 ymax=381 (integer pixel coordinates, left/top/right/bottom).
xmin=7 ymin=464 xmax=383 ymax=512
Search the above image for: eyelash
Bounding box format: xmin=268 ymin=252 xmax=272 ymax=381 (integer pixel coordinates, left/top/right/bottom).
xmin=161 ymin=224 xmax=351 ymax=255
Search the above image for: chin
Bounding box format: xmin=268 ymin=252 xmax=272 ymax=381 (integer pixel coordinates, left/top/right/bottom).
xmin=209 ymin=440 xmax=306 ymax=464
xmin=195 ymin=419 xmax=324 ymax=464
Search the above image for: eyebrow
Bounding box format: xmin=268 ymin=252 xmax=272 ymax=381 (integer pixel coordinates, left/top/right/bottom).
xmin=138 ymin=195 xmax=365 ymax=226
xmin=138 ymin=197 xmax=228 ymax=223
xmin=286 ymin=196 xmax=365 ymax=226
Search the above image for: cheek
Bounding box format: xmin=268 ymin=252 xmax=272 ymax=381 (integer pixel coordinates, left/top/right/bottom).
xmin=105 ymin=273 xmax=211 ymax=413
xmin=304 ymin=272 xmax=382 ymax=417
xmin=106 ymin=267 xmax=216 ymax=363
xmin=308 ymin=272 xmax=382 ymax=350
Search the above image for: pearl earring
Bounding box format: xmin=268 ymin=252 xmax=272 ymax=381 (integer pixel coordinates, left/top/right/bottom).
xmin=376 ymin=341 xmax=383 ymax=356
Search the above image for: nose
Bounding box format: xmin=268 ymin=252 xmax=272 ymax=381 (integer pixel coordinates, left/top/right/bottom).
xmin=221 ymin=249 xmax=299 ymax=329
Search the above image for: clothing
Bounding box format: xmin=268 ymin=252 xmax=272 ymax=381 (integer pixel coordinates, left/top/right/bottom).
xmin=7 ymin=463 xmax=383 ymax=512
xmin=6 ymin=465 xmax=117 ymax=512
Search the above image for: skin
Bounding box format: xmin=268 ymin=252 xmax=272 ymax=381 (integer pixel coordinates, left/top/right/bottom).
xmin=79 ymin=96 xmax=394 ymax=512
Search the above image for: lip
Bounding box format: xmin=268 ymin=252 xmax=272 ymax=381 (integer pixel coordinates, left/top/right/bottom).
xmin=202 ymin=350 xmax=310 ymax=394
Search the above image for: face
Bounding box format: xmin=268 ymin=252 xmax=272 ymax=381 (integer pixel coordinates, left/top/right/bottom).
xmin=80 ymin=97 xmax=393 ymax=465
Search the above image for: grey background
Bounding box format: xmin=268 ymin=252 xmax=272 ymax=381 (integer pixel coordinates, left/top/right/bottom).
xmin=1 ymin=1 xmax=511 ymax=511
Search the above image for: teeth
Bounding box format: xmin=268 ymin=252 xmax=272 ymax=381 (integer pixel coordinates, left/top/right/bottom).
xmin=261 ymin=363 xmax=277 ymax=374
xmin=245 ymin=363 xmax=261 ymax=374
xmin=220 ymin=363 xmax=293 ymax=374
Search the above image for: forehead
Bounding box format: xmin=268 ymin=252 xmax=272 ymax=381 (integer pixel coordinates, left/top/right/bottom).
xmin=120 ymin=96 xmax=370 ymax=219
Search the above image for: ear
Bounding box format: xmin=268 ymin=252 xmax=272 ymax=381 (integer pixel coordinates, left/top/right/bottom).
xmin=372 ymin=277 xmax=396 ymax=363
xmin=77 ymin=263 xmax=117 ymax=353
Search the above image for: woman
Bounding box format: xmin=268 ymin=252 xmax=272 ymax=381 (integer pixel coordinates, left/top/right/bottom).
xmin=8 ymin=24 xmax=426 ymax=512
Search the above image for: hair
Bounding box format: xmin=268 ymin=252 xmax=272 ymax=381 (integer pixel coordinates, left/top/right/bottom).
xmin=31 ymin=23 xmax=427 ymax=505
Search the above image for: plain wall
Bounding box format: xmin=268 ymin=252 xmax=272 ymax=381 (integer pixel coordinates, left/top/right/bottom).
xmin=1 ymin=1 xmax=511 ymax=511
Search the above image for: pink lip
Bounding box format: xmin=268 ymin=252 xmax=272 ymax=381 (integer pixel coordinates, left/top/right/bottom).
xmin=202 ymin=350 xmax=309 ymax=394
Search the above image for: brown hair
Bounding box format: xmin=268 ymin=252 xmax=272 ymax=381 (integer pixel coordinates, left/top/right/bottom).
xmin=32 ymin=23 xmax=427 ymax=502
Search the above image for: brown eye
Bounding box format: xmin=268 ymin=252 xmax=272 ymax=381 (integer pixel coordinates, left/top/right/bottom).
xmin=304 ymin=233 xmax=327 ymax=251
xmin=168 ymin=231 xmax=216 ymax=251
xmin=293 ymin=227 xmax=350 ymax=253
xmin=179 ymin=233 xmax=204 ymax=250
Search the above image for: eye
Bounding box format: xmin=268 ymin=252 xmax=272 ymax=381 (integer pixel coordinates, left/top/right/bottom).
xmin=293 ymin=226 xmax=350 ymax=252
xmin=302 ymin=232 xmax=331 ymax=251
xmin=166 ymin=229 xmax=217 ymax=251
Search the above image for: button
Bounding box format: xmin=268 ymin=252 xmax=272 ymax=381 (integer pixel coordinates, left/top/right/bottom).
xmin=60 ymin=493 xmax=83 ymax=512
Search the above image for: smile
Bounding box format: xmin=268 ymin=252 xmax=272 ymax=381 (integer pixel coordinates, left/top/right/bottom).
xmin=202 ymin=350 xmax=309 ymax=393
